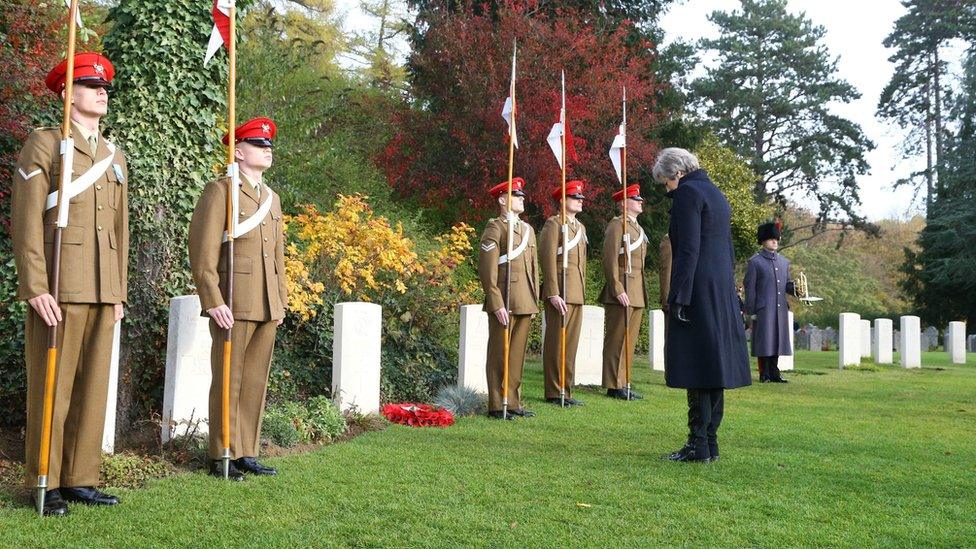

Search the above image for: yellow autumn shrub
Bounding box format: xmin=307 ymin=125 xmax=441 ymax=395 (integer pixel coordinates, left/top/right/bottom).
xmin=283 ymin=194 xmax=476 ymax=320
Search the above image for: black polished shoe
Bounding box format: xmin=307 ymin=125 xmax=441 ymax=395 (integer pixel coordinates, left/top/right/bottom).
xmin=546 ymin=397 xmax=572 ymax=408
xmin=210 ymin=459 xmax=246 ymax=481
xmin=60 ymin=486 xmax=120 ymax=506
xmin=607 ymin=388 xmax=643 ymax=400
xmin=771 ymin=378 xmax=789 ymax=383
xmin=33 ymin=489 xmax=69 ymax=516
xmin=488 ymin=410 xmax=517 ymax=420
xmin=235 ymin=457 xmax=277 ymax=476
xmin=567 ymin=398 xmax=584 ymax=407
xmin=708 ymin=445 xmax=720 ymax=462
xmin=665 ymin=444 xmax=710 ymax=463
xmin=510 ymin=408 xmax=535 ymax=418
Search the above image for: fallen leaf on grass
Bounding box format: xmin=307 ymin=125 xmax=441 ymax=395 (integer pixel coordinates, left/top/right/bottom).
xmin=576 ymin=503 xmax=592 ymax=508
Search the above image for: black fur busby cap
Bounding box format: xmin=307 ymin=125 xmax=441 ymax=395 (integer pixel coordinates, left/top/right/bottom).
xmin=757 ymin=220 xmax=782 ymax=244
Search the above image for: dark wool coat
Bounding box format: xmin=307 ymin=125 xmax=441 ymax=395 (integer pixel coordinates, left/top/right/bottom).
xmin=664 ymin=170 xmax=751 ymax=390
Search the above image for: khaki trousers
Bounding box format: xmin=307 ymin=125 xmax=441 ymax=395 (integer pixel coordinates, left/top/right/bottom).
xmin=486 ymin=313 xmax=532 ymax=412
xmin=208 ymin=319 xmax=277 ymax=459
xmin=542 ymin=302 xmax=582 ymax=399
xmin=24 ymin=304 xmax=115 ymax=489
xmin=602 ymin=305 xmax=643 ymax=389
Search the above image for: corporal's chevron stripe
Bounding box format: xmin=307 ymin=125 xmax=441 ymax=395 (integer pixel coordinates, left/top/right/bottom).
xmin=481 ymin=242 xmax=497 ymax=252
xmin=18 ymin=168 xmax=42 ymax=181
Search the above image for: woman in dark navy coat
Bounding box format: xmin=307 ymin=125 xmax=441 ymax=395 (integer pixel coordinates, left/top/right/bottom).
xmin=743 ymin=221 xmax=793 ymax=383
xmin=652 ymin=147 xmax=751 ymax=463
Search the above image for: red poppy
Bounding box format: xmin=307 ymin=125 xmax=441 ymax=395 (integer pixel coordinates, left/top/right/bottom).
xmin=382 ymin=403 xmax=455 ymax=427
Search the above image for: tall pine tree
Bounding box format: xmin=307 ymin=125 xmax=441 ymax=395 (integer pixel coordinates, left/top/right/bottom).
xmin=877 ymin=0 xmax=975 ymax=213
xmin=902 ymin=47 xmax=976 ymax=325
xmin=691 ymin=0 xmax=874 ymax=232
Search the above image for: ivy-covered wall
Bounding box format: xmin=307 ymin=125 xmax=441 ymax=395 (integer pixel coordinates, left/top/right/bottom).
xmin=102 ymin=0 xmax=237 ymax=426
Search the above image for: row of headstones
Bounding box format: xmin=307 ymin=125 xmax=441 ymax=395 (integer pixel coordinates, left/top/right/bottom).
xmin=160 ymin=295 xmax=382 ymax=443
xmin=460 ymin=305 xmax=800 ymax=388
xmin=108 ymin=298 xmax=974 ymax=452
xmin=837 ymin=314 xmax=969 ymax=368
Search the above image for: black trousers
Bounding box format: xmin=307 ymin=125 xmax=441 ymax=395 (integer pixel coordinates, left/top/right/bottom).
xmin=686 ymin=388 xmax=724 ymax=457
xmin=758 ymin=356 xmax=782 ymax=381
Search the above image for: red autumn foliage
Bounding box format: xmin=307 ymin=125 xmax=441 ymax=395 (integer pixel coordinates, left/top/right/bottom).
xmin=377 ymin=0 xmax=664 ymax=225
xmin=382 ymin=403 xmax=455 ymax=427
xmin=0 ymin=1 xmax=65 ymax=232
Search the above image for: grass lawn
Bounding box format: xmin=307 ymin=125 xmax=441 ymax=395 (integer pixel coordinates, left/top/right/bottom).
xmin=1 ymin=351 xmax=974 ymax=546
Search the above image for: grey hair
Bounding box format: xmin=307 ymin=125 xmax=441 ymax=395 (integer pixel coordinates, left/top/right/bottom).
xmin=652 ymin=147 xmax=700 ymax=183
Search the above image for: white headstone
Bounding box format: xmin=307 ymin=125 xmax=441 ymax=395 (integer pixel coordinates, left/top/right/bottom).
xmin=968 ymin=334 xmax=976 ymax=353
xmin=900 ymin=315 xmax=922 ymax=369
xmin=649 ymin=309 xmax=666 ymax=372
xmin=101 ymin=321 xmax=122 ymax=453
xmin=779 ymin=311 xmax=795 ymax=371
xmin=162 ymin=295 xmax=214 ymax=443
xmin=575 ymin=305 xmax=605 ymax=385
xmin=859 ymin=319 xmax=872 ymax=358
xmin=872 ymin=319 xmax=893 ymax=365
xmin=333 ymin=302 xmax=382 ymax=414
xmin=947 ymin=321 xmax=966 ymax=364
xmin=839 ymin=313 xmax=861 ymax=368
xmin=458 ymin=305 xmax=489 ymax=393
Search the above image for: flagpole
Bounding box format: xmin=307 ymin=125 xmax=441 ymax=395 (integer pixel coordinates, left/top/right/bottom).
xmin=558 ymin=70 xmax=568 ymax=408
xmin=621 ymin=87 xmax=632 ymax=401
xmin=36 ymin=0 xmax=80 ymax=515
xmin=220 ymin=0 xmax=237 ymax=480
xmin=502 ymin=39 xmax=516 ymax=420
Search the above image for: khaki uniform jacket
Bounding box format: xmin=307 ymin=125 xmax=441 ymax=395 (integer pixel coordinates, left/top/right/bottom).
xmin=478 ymin=215 xmax=539 ymax=315
xmin=189 ymin=177 xmax=287 ymax=322
xmin=12 ymin=125 xmax=129 ymax=304
xmin=538 ymin=216 xmax=587 ymax=304
xmin=599 ymin=216 xmax=648 ymax=308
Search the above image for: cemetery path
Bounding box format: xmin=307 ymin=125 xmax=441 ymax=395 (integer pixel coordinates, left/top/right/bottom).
xmin=1 ymin=351 xmax=974 ymax=546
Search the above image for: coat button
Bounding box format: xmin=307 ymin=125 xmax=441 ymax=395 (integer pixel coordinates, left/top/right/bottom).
xmin=264 ymin=253 xmax=269 ymax=258
xmin=96 ymin=184 xmax=102 ymax=190
xmin=97 ymin=205 xmax=103 ymax=211
xmin=97 ymin=225 xmax=102 ymax=231
xmin=264 ymin=237 xmax=268 ymax=242
xmin=262 ymin=221 xmax=267 ymax=226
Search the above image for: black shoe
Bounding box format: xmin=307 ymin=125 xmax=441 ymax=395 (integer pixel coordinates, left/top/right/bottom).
xmin=210 ymin=459 xmax=246 ymax=481
xmin=665 ymin=444 xmax=710 ymax=462
xmin=235 ymin=457 xmax=277 ymax=476
xmin=708 ymin=445 xmax=720 ymax=462
xmin=771 ymin=378 xmax=789 ymax=383
xmin=760 ymin=378 xmax=771 ymax=383
xmin=510 ymin=408 xmax=535 ymax=418
xmin=567 ymin=398 xmax=584 ymax=407
xmin=546 ymin=397 xmax=573 ymax=408
xmin=488 ymin=410 xmax=517 ymax=420
xmin=60 ymin=486 xmax=120 ymax=506
xmin=33 ymin=489 xmax=69 ymax=516
xmin=607 ymin=388 xmax=643 ymax=400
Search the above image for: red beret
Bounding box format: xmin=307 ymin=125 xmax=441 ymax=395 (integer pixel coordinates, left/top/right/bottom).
xmin=489 ymin=177 xmax=526 ymax=199
xmin=45 ymin=52 xmax=114 ymax=94
xmin=222 ymin=117 xmax=277 ymax=146
xmin=612 ymin=183 xmax=643 ymax=202
xmin=550 ymin=180 xmax=585 ymax=201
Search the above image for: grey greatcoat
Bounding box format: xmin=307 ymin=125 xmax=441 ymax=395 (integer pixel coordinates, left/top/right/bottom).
xmin=743 ymin=249 xmax=793 ymax=357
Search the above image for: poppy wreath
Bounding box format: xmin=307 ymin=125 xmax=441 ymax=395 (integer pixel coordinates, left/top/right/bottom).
xmin=382 ymin=403 xmax=455 ymax=427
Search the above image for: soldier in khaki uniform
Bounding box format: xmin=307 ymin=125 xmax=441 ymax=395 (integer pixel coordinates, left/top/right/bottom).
xmin=478 ymin=177 xmax=539 ymax=420
xmin=189 ymin=117 xmax=287 ymax=480
xmin=600 ymin=184 xmax=648 ymax=400
xmin=538 ymin=180 xmax=587 ymax=407
xmin=12 ymin=53 xmax=127 ymax=515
